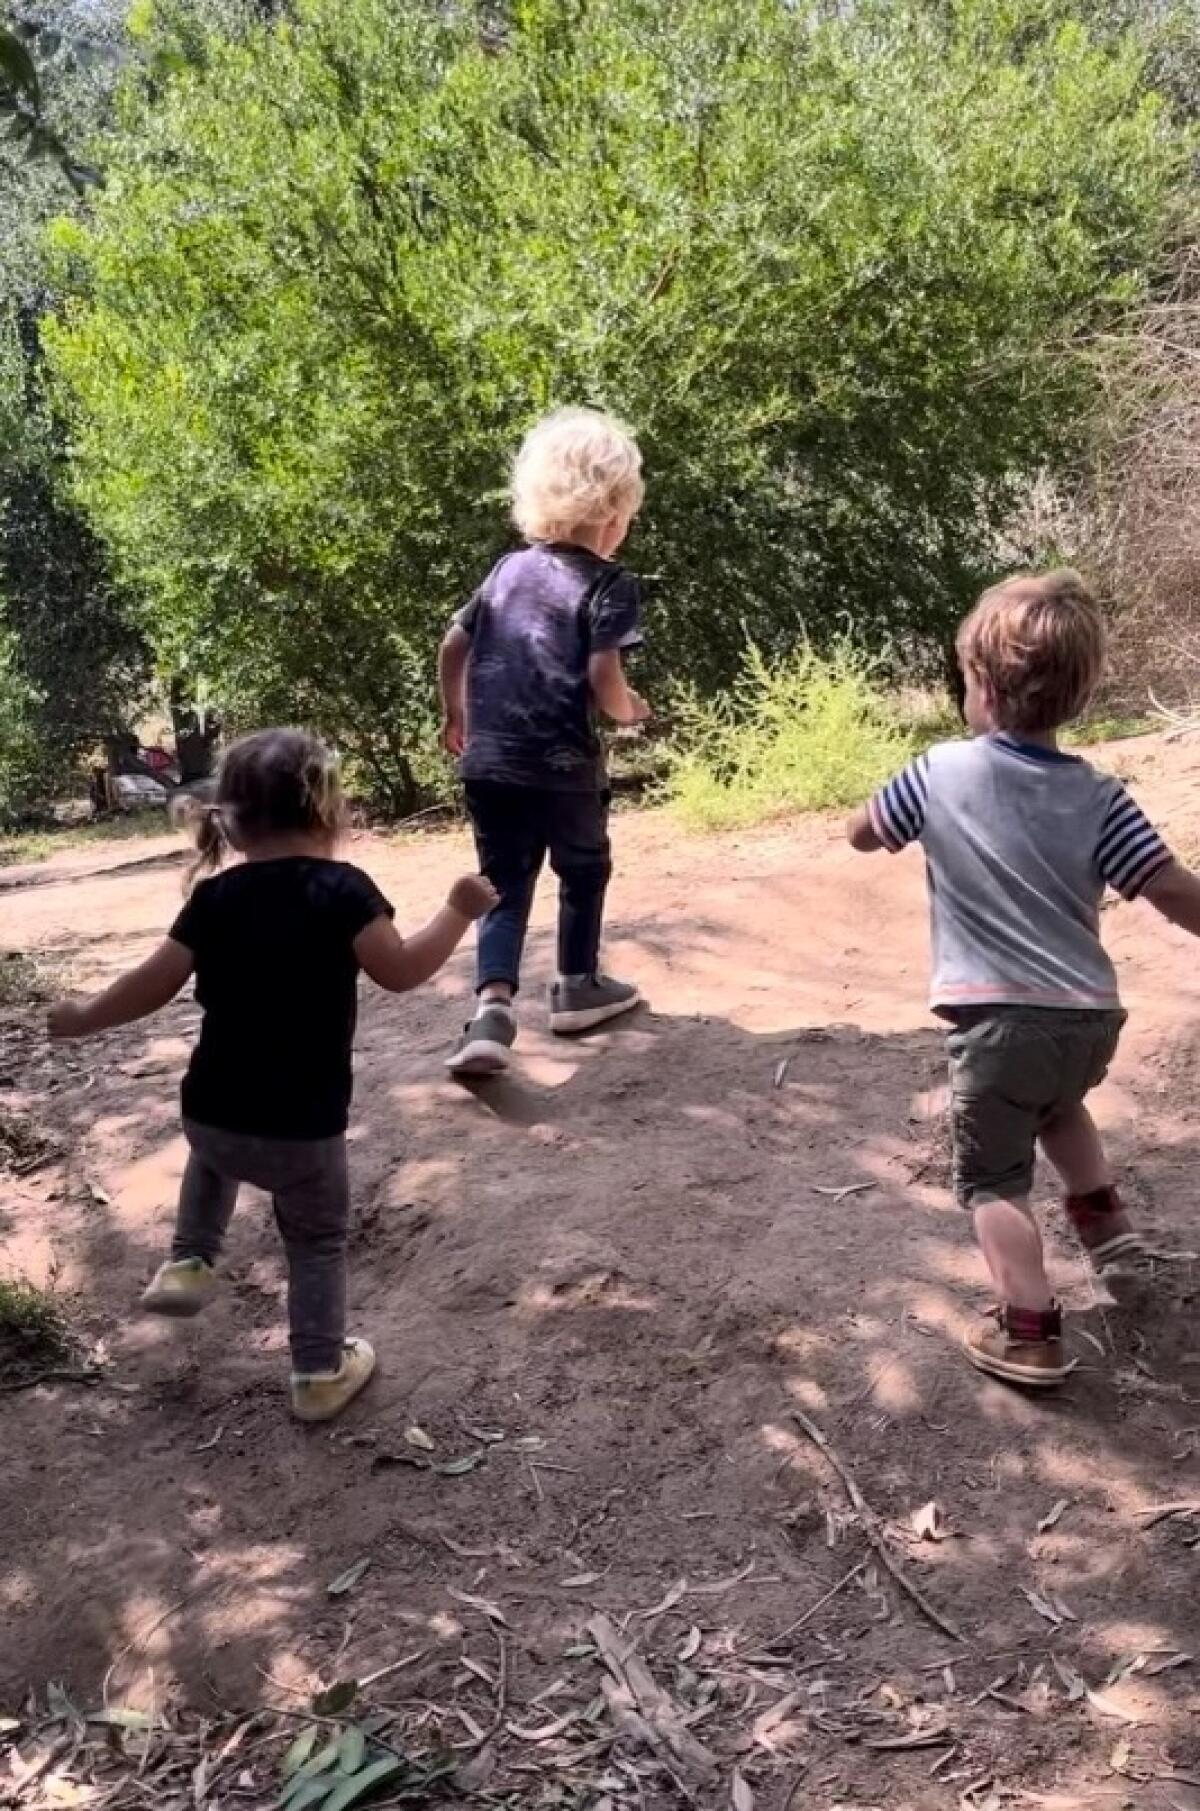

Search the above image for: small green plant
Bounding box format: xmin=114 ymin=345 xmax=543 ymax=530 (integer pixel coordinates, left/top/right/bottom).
xmin=1063 ymin=712 xmax=1156 ymax=747
xmin=0 ymin=1276 xmax=70 ymax=1365
xmin=0 ymin=950 xmax=45 ymax=1006
xmin=0 ymin=813 xmax=168 ymax=868
xmin=663 ymin=639 xmax=914 ymax=832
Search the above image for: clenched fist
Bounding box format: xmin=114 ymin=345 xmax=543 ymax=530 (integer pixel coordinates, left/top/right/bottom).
xmin=447 ymin=874 xmax=499 ymax=921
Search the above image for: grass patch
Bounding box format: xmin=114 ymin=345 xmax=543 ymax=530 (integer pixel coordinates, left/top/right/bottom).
xmin=0 ymin=1276 xmax=71 ymax=1369
xmin=663 ymin=640 xmax=915 ymax=832
xmin=0 ymin=812 xmax=168 ymax=869
xmin=0 ymin=950 xmax=47 ymax=1007
xmin=0 ymin=1104 xmax=58 ymax=1175
xmin=1064 ymin=712 xmax=1156 ymax=748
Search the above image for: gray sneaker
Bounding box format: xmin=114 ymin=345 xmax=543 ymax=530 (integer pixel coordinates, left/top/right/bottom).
xmin=446 ymin=1002 xmax=517 ymax=1076
xmin=549 ymin=974 xmax=641 ymax=1035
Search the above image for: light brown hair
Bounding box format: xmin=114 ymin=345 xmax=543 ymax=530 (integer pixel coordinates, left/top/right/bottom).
xmin=178 ymin=727 xmax=345 ymax=890
xmin=956 ymin=568 xmax=1105 ymax=733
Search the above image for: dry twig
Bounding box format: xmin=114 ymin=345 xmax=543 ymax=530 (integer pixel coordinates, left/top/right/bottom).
xmin=790 ymin=1409 xmax=967 ymax=1645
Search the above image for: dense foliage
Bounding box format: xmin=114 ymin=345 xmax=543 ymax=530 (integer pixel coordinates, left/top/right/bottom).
xmin=39 ymin=0 xmax=1184 ymax=810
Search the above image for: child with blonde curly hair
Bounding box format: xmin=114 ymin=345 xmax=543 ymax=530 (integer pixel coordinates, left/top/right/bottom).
xmin=439 ymin=407 xmax=651 ymax=1075
xmin=49 ymin=728 xmax=496 ymax=1420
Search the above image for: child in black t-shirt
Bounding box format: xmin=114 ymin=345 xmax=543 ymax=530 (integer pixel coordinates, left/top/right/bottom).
xmin=48 ymin=728 xmax=496 ymax=1422
xmin=438 ymin=407 xmax=651 ymax=1077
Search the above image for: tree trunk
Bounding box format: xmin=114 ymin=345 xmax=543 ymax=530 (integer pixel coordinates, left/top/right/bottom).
xmin=168 ymin=678 xmax=220 ymax=784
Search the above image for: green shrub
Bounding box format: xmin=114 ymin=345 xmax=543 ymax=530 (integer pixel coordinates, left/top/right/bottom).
xmin=663 ymin=640 xmax=914 ymax=832
xmin=0 ymin=1276 xmax=70 ymax=1364
xmin=45 ymin=0 xmax=1182 ymax=810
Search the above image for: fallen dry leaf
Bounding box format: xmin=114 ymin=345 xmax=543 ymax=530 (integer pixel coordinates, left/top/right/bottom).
xmin=447 ymin=1588 xmax=509 ymax=1626
xmin=677 ymin=1626 xmax=702 ymax=1663
xmin=1052 ymin=1657 xmax=1087 ymax=1702
xmin=559 ymin=1571 xmax=605 ymax=1589
xmin=638 ymin=1578 xmax=687 ymax=1619
xmin=404 ymin=1424 xmax=435 ymax=1452
xmin=1086 ymin=1687 xmax=1140 ymax=1724
xmin=731 ymin=1768 xmax=755 ymax=1811
xmin=1037 ymin=1498 xmax=1071 ymax=1534
xmin=1020 ymin=1585 xmax=1064 ymax=1627
xmin=1144 ymin=1652 xmax=1192 ymax=1676
xmin=752 ymin=1692 xmax=803 ymax=1749
xmin=911 ymin=1500 xmax=952 ymax=1542
xmin=865 ymin=1722 xmax=951 ymax=1751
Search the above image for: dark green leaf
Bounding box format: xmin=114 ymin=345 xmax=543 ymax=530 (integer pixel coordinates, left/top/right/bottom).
xmin=312 ymin=1681 xmax=358 ymax=1718
xmin=323 ymin=1758 xmax=405 ymax=1810
xmin=327 ymin=1558 xmax=371 ymax=1598
xmin=281 ymin=1726 xmax=320 ymax=1778
xmin=337 ymin=1726 xmax=366 ymax=1775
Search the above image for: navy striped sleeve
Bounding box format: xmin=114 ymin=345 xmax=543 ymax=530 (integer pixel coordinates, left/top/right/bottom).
xmin=869 ymin=755 xmax=931 ymax=852
xmin=1096 ymin=783 xmax=1172 ymax=900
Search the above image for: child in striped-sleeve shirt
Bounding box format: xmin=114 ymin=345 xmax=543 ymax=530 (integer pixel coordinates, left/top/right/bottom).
xmin=848 ymin=569 xmax=1200 ymax=1387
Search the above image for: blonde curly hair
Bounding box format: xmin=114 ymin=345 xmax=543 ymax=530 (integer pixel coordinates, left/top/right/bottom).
xmin=510 ymin=407 xmax=644 ymax=544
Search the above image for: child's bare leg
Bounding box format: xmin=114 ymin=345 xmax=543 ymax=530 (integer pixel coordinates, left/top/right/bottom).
xmin=1041 ymin=1099 xmax=1142 ymax=1273
xmin=973 ymin=1196 xmax=1053 ymax=1311
xmin=1039 ymin=1101 xmax=1111 ymax=1194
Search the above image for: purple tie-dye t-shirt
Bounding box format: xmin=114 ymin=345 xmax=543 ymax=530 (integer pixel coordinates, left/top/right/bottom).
xmin=455 ymin=542 xmax=643 ymax=791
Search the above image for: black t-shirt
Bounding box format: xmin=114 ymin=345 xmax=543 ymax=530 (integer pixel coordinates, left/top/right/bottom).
xmin=170 ymin=858 xmax=393 ymax=1140
xmin=456 ymin=542 xmax=642 ymax=791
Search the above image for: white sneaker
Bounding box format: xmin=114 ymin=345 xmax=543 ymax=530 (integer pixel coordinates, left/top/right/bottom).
xmin=446 ymin=1002 xmax=517 ymax=1076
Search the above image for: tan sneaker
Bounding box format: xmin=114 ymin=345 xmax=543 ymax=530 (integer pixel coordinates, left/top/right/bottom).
xmin=141 ymin=1257 xmax=217 ymax=1318
xmin=963 ymin=1304 xmax=1073 ymax=1388
xmin=291 ymin=1337 xmax=376 ymax=1423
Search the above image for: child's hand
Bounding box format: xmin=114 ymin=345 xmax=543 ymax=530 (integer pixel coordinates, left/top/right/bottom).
xmin=448 ymin=874 xmax=499 ymax=921
xmin=441 ymin=714 xmax=466 ymax=757
xmin=47 ymin=1000 xmax=88 ymax=1040
xmin=618 ymin=690 xmax=652 ymax=726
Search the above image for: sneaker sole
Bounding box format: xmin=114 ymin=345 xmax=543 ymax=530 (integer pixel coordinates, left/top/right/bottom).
xmin=141 ymin=1292 xmax=211 ymax=1318
xmin=446 ymin=1038 xmax=512 ymax=1076
xmin=550 ymin=993 xmax=642 ymax=1035
xmin=962 ymin=1337 xmax=1074 ymax=1388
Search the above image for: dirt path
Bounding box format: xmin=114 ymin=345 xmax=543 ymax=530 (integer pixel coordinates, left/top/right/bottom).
xmin=3 ymin=736 xmax=1200 ymax=1809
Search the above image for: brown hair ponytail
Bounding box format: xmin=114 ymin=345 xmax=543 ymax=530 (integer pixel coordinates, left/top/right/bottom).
xmin=174 ymin=795 xmax=229 ymax=892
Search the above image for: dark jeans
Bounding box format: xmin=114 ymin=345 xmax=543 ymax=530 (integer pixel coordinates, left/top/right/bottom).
xmin=465 ymin=781 xmax=612 ymax=993
xmin=174 ymin=1119 xmax=349 ymax=1374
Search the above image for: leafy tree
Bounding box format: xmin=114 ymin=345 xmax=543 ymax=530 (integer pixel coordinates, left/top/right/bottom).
xmin=0 ymin=3 xmax=155 ymax=823
xmin=47 ymin=0 xmax=1185 ymax=809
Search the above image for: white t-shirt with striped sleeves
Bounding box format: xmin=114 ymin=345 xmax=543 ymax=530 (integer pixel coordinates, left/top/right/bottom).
xmin=868 ymin=734 xmax=1171 ymax=1014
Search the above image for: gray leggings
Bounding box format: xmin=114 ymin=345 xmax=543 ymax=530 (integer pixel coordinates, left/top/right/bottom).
xmin=175 ymin=1119 xmax=349 ymax=1374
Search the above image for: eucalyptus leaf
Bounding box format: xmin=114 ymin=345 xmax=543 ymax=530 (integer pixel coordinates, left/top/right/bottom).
xmin=322 ymin=1757 xmax=405 ymax=1809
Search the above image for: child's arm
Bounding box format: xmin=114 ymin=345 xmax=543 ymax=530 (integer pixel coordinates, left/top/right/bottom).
xmin=48 ymin=938 xmax=195 ymax=1040
xmin=1141 ymin=859 xmax=1200 ymax=936
xmin=588 ymin=650 xmax=650 ymax=727
xmin=846 ymin=804 xmax=885 ymax=852
xmin=848 ymin=756 xmax=929 ymax=856
xmin=439 ymin=625 xmax=471 ymax=755
xmin=355 ymin=875 xmax=498 ymax=993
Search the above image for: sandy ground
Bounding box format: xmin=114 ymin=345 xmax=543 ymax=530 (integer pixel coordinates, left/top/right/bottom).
xmin=2 ymin=733 xmax=1200 ymax=1810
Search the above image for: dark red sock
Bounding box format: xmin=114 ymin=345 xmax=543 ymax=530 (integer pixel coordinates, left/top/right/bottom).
xmin=1004 ymin=1303 xmax=1062 ymax=1342
xmin=1065 ymin=1185 xmax=1123 ymax=1217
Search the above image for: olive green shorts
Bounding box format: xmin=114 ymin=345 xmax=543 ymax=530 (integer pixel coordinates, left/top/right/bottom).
xmin=945 ymin=1007 xmax=1126 ymax=1207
